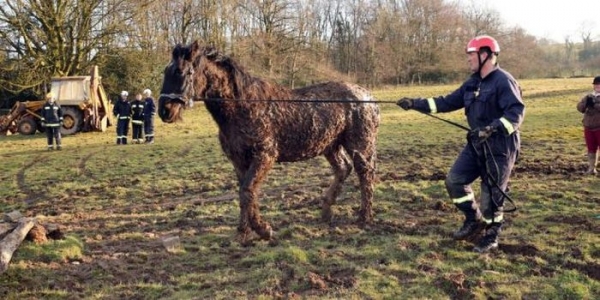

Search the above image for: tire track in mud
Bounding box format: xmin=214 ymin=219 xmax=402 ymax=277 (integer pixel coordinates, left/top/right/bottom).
xmin=77 ymin=150 xmax=100 ymax=180
xmin=16 ymin=154 xmax=45 ymax=203
xmin=98 ymin=182 xmax=320 ymax=214
xmin=177 ymin=144 xmax=193 ymax=157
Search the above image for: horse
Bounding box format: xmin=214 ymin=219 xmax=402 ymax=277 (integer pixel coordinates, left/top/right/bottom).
xmin=158 ymin=40 xmax=380 ymax=243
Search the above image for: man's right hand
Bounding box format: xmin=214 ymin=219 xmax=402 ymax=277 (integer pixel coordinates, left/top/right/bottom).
xmin=397 ymin=98 xmax=415 ymax=110
xmin=586 ymin=94 xmax=595 ymax=108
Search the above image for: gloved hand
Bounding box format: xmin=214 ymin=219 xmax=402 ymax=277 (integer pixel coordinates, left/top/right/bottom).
xmin=41 ymin=122 xmax=46 ymax=127
xmin=468 ymin=126 xmax=495 ymax=144
xmin=396 ymin=98 xmax=415 ymax=110
xmin=586 ymin=95 xmax=595 ymax=108
xmin=60 ymin=121 xmax=64 ymax=126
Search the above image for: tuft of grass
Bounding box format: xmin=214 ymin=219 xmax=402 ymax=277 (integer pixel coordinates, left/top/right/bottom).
xmin=14 ymin=235 xmax=84 ymax=263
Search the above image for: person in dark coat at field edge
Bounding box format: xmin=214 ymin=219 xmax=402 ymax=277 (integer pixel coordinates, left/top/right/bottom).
xmin=113 ymin=90 xmax=132 ymax=145
xmin=131 ymin=93 xmax=145 ymax=144
xmin=142 ymin=88 xmax=156 ymax=144
xmin=40 ymin=92 xmax=64 ymax=150
xmin=576 ymin=75 xmax=600 ymax=175
xmin=397 ymin=35 xmax=525 ymax=253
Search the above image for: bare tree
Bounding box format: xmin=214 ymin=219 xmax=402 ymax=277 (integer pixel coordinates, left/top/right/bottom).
xmin=0 ymin=0 xmax=155 ymax=93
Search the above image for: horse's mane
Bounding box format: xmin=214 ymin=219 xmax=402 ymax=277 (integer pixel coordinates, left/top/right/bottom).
xmin=186 ymin=41 xmax=291 ymax=101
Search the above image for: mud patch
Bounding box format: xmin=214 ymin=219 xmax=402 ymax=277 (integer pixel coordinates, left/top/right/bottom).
xmin=513 ymin=158 xmax=585 ymax=177
xmin=500 ymin=243 xmax=540 ymax=256
xmin=433 ymin=271 xmax=477 ymax=299
xmin=380 ymin=170 xmax=446 ymax=182
xmin=543 ymin=215 xmax=598 ymax=233
xmin=565 ymin=261 xmax=600 ymax=281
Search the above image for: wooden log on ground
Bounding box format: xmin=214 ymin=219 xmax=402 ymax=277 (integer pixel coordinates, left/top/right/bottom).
xmin=0 ymin=222 xmax=13 ymax=238
xmin=0 ymin=217 xmax=36 ymax=274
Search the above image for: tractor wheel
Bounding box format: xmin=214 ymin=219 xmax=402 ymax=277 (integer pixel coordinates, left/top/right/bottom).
xmin=61 ymin=106 xmax=83 ymax=135
xmin=17 ymin=117 xmax=37 ymax=135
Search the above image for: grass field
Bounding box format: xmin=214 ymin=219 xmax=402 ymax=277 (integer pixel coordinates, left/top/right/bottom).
xmin=0 ymin=78 xmax=598 ymax=299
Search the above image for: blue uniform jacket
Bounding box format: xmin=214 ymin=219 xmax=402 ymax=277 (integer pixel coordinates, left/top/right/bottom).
xmin=131 ymin=100 xmax=145 ymax=121
xmin=412 ymin=67 xmax=525 ymax=138
xmin=113 ymin=99 xmax=132 ymax=119
xmin=143 ymin=97 xmax=156 ymax=118
xmin=41 ymin=102 xmax=63 ymax=126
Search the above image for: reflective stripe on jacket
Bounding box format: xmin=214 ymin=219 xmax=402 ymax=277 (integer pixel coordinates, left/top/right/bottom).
xmin=113 ymin=99 xmax=132 ymax=119
xmin=41 ymin=102 xmax=63 ymax=124
xmin=131 ymin=100 xmax=145 ymax=120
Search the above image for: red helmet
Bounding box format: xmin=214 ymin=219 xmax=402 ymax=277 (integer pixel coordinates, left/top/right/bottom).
xmin=466 ymin=35 xmax=500 ymax=54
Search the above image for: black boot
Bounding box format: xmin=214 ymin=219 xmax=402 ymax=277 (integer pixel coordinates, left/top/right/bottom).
xmin=474 ymin=223 xmax=501 ymax=253
xmin=453 ymin=219 xmax=485 ymax=240
xmin=453 ymin=201 xmax=484 ymax=240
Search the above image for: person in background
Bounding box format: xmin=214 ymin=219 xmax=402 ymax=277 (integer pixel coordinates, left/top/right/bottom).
xmin=576 ymin=76 xmax=600 ymax=175
xmin=40 ymin=92 xmax=64 ymax=150
xmin=113 ymin=90 xmax=131 ymax=145
xmin=142 ymin=88 xmax=156 ymax=144
xmin=131 ymin=93 xmax=145 ymax=144
xmin=396 ymin=35 xmax=525 ymax=253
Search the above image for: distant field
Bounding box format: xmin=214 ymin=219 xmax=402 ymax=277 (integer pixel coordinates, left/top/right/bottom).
xmin=0 ymin=77 xmax=598 ymax=299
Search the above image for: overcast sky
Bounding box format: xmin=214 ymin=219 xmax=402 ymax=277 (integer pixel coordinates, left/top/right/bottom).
xmin=478 ymin=0 xmax=599 ymax=42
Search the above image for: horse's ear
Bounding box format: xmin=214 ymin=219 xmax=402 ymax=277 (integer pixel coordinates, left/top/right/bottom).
xmin=204 ymin=46 xmax=218 ymax=60
xmin=172 ymin=43 xmax=182 ymax=60
xmin=189 ymin=40 xmax=202 ymax=60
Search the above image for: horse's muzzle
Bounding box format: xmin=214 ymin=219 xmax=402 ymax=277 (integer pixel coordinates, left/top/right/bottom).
xmin=158 ymin=93 xmax=187 ymax=123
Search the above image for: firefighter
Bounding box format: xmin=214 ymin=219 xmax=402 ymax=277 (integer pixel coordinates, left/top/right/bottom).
xmin=396 ymin=35 xmax=525 ymax=253
xmin=113 ymin=91 xmax=132 ymax=145
xmin=131 ymin=93 xmax=145 ymax=144
xmin=142 ymin=89 xmax=156 ymax=144
xmin=40 ymin=92 xmax=64 ymax=150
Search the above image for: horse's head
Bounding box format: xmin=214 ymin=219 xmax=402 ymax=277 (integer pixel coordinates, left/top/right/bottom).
xmin=158 ymin=40 xmax=220 ymax=123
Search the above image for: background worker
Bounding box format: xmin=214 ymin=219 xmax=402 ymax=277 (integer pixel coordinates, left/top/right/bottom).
xmin=113 ymin=90 xmax=132 ymax=145
xmin=40 ymin=92 xmax=63 ymax=150
xmin=142 ymin=88 xmax=156 ymax=144
xmin=131 ymin=93 xmax=145 ymax=144
xmin=576 ymin=75 xmax=600 ymax=174
xmin=397 ymin=35 xmax=525 ymax=253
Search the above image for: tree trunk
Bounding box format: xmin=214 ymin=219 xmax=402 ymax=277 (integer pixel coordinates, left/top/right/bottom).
xmin=0 ymin=218 xmax=36 ymax=274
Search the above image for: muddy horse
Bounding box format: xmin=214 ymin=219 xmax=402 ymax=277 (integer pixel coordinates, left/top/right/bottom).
xmin=158 ymin=40 xmax=380 ymax=243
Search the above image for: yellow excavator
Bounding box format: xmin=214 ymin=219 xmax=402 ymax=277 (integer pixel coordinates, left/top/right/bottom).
xmin=0 ymin=65 xmax=113 ymax=136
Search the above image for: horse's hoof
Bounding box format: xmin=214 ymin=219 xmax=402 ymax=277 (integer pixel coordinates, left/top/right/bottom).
xmin=321 ymin=209 xmax=332 ymax=223
xmin=260 ymin=224 xmax=273 ymax=241
xmin=268 ymin=237 xmax=279 ymax=247
xmin=240 ymin=238 xmax=255 ymax=247
xmin=237 ymin=228 xmax=254 ymax=247
xmin=357 ymin=214 xmax=373 ymax=227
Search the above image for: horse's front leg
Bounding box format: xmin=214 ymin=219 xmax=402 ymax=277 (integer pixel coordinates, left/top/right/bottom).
xmin=237 ymin=154 xmax=275 ymax=242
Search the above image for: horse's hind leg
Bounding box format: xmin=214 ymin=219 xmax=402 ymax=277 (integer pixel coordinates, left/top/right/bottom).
xmin=322 ymin=146 xmax=353 ymax=223
xmin=237 ymin=155 xmax=275 ymax=242
xmin=347 ymin=145 xmax=377 ymax=226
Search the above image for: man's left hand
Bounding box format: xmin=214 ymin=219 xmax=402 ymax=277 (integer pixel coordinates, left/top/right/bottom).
xmin=468 ymin=126 xmax=495 ymax=144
